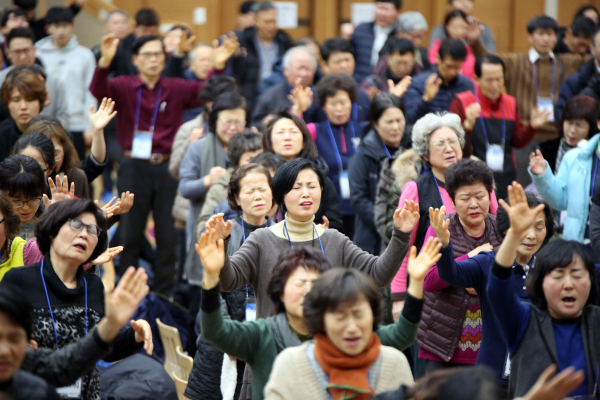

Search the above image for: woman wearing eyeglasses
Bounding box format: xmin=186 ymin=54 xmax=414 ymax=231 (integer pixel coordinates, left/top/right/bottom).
xmin=2 ymin=199 xmax=153 ymax=400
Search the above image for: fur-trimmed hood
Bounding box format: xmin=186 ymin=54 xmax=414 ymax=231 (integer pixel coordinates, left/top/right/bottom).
xmin=392 ymin=149 xmax=423 ymax=191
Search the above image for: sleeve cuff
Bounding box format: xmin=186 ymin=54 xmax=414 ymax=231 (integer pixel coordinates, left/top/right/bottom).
xmin=391 ymin=292 xmax=407 ymax=301
xmin=89 ymin=153 xmax=107 ymax=166
xmin=200 ymin=283 xmax=222 ymax=313
xmin=401 ymin=293 xmax=425 ymax=324
xmin=440 ymin=242 xmax=453 ymax=254
xmin=392 ymin=227 xmax=412 ymax=240
xmin=92 ymin=328 xmax=112 ymax=350
xmin=492 ymin=260 xmax=513 ymax=279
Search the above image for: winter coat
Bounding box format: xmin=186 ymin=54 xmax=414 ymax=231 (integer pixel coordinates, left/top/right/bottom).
xmin=196 ymin=169 xmax=234 ymax=236
xmin=555 ymin=59 xmax=597 ymax=123
xmin=351 ymin=21 xmax=398 ymax=83
xmin=529 ymin=133 xmax=600 ymax=242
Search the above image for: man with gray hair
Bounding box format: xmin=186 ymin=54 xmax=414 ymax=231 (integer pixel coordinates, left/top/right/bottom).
xmin=396 ymin=11 xmax=430 ymax=70
xmin=231 ymin=1 xmax=292 ymax=112
xmin=251 ymin=45 xmax=320 ymax=128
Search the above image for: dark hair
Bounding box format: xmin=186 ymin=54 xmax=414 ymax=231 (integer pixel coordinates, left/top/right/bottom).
xmin=0 ymin=190 xmax=21 ymax=241
xmin=443 ymin=9 xmax=467 ymax=37
xmin=474 ymin=54 xmax=506 ymax=78
xmin=0 ymin=154 xmax=46 ymax=199
xmin=227 ymin=130 xmax=263 ymax=168
xmin=5 ymin=26 xmax=34 ymax=46
xmin=251 ymin=152 xmax=286 ymax=171
xmin=132 ymin=35 xmax=165 ymax=55
xmin=267 ymin=248 xmax=333 ymax=313
xmin=263 ymin=111 xmax=319 ymax=159
xmin=135 ymin=7 xmax=159 ymax=27
xmin=375 ymin=0 xmax=402 ymax=10
xmin=496 ymin=191 xmax=554 ymax=240
xmin=320 ymin=38 xmax=355 ymax=63
xmin=370 ymin=92 xmax=404 ymax=125
xmin=13 ymin=0 xmax=36 ymax=11
xmin=12 ymin=133 xmax=55 ymax=171
xmin=208 ymin=92 xmax=247 ymax=135
xmin=438 ymin=38 xmax=467 ymax=61
xmin=200 ymin=75 xmax=243 ymax=108
xmin=240 ymin=1 xmax=255 ymax=14
xmin=24 ymin=118 xmax=80 ymax=172
xmin=0 ymin=284 xmax=34 ymax=339
xmin=574 ymin=5 xmax=599 ymax=21
xmin=227 ymin=163 xmax=272 ymax=211
xmin=168 ymin=24 xmax=192 ymax=39
xmin=295 ymin=37 xmax=320 ymax=48
xmin=571 ymin=16 xmax=597 ymax=39
xmin=1 ymin=8 xmax=26 ymax=28
xmin=35 ymin=199 xmax=108 ymax=263
xmin=527 ymin=15 xmax=559 ymax=34
xmin=271 ymin=158 xmax=324 ymax=213
xmin=386 ymin=36 xmax=415 ymax=56
xmin=444 ymin=159 xmax=494 ymax=201
xmin=558 ymin=95 xmax=599 ymax=140
xmin=1 ymin=68 xmax=47 ymax=111
xmin=304 ymin=268 xmax=383 ymax=334
xmin=13 ymin=64 xmax=46 ymax=81
xmin=45 ymin=7 xmax=74 ymax=25
xmin=316 ymin=73 xmax=357 ymax=107
xmin=526 ymin=240 xmax=597 ymax=310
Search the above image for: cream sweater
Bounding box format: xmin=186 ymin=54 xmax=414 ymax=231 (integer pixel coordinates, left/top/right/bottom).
xmin=264 ymin=342 xmax=413 ymax=400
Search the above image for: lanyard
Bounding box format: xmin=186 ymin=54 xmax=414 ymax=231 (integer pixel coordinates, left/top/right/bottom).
xmin=241 ymin=218 xmax=269 ymax=242
xmin=381 ymin=138 xmax=391 ymax=159
xmin=531 ymin=58 xmax=555 ymax=100
xmin=283 ymin=221 xmax=325 ymax=254
xmin=326 ymin=121 xmax=356 ymax=172
xmin=40 ymin=260 xmax=87 ymax=350
xmin=591 ymin=154 xmax=598 ymax=199
xmin=474 ymin=91 xmax=506 ymax=146
xmin=351 ymin=103 xmax=358 ymax=123
xmin=134 ymin=86 xmax=163 ymax=133
xmin=432 ymin=173 xmax=445 ymax=204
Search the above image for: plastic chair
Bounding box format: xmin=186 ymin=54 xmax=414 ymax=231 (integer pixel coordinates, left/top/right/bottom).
xmin=176 ymin=345 xmax=194 ymax=381
xmin=156 ymin=318 xmax=183 ymax=379
xmin=173 ymin=371 xmax=190 ymax=400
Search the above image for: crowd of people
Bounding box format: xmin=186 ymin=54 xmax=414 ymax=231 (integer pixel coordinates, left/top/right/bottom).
xmin=2 ymin=0 xmax=600 ymax=399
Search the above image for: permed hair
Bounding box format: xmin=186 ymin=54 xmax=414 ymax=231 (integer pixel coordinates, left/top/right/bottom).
xmin=227 ymin=130 xmax=263 ymax=168
xmin=397 ymin=11 xmax=428 ymax=33
xmin=411 ymin=112 xmax=465 ymax=167
xmin=227 ymin=163 xmax=272 ymax=211
xmin=444 ymin=159 xmax=494 ymax=202
xmin=316 ymin=73 xmax=357 ymax=107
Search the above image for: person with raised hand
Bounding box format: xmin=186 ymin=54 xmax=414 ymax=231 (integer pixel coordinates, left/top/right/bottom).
xmin=486 ymin=182 xmax=600 ymax=398
xmin=430 ymin=182 xmax=554 ymax=388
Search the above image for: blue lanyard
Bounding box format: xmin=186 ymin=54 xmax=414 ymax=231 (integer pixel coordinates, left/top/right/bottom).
xmin=474 ymin=91 xmax=506 ymax=146
xmin=326 ymin=121 xmax=356 ymax=172
xmin=40 ymin=260 xmax=87 ymax=350
xmin=134 ymin=86 xmax=163 ymax=133
xmin=432 ymin=173 xmax=445 ymax=204
xmin=283 ymin=221 xmax=325 ymax=254
xmin=351 ymin=103 xmax=358 ymax=123
xmin=241 ymin=218 xmax=269 ymax=242
xmin=381 ymin=139 xmax=391 ymax=159
xmin=591 ymin=154 xmax=598 ymax=199
xmin=531 ymin=58 xmax=555 ymax=100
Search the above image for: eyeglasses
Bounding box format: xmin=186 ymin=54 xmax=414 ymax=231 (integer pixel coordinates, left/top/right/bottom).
xmin=54 ymin=150 xmax=64 ymax=163
xmin=432 ymin=137 xmax=460 ymax=149
xmin=9 ymin=47 xmax=33 ymax=57
xmin=218 ymin=118 xmax=246 ymax=127
xmin=0 ymin=217 xmax=4 ymax=224
xmin=12 ymin=199 xmax=42 ymax=208
xmin=137 ymin=51 xmax=164 ymax=60
xmin=68 ymin=219 xmax=101 ymax=237
xmin=292 ymin=279 xmax=315 ymax=291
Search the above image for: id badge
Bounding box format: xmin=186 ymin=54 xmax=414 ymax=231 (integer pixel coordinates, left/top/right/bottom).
xmin=245 ymin=297 xmax=256 ymax=322
xmin=536 ymin=97 xmax=554 ymax=123
xmin=502 ymin=352 xmax=511 ymax=379
xmin=486 ymin=144 xmax=504 ymax=172
xmin=131 ymin=130 xmax=153 ymax=159
xmin=57 ymin=378 xmax=82 ymax=399
xmin=560 ymin=210 xmax=568 ymax=227
xmin=339 ymin=171 xmax=350 ymax=200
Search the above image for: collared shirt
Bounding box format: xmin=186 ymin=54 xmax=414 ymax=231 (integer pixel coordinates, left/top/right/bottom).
xmin=528 ymin=47 xmax=555 ymax=64
xmin=89 ymin=66 xmax=221 ymax=154
xmin=255 ymin=37 xmax=279 ymax=83
xmin=371 ymin=23 xmax=394 ymax=67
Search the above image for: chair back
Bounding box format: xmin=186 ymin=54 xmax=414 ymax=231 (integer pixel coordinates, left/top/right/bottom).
xmin=176 ymin=345 xmax=194 ymax=381
xmin=156 ymin=318 xmax=183 ymax=379
xmin=173 ymin=372 xmax=189 ymax=400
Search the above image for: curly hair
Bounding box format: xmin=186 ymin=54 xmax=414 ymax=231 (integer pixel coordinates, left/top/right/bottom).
xmin=227 ymin=163 xmax=272 ymax=211
xmin=316 ymin=73 xmax=357 ymax=107
xmin=445 ymin=159 xmax=494 ymax=201
xmin=412 ymin=112 xmax=465 ymax=168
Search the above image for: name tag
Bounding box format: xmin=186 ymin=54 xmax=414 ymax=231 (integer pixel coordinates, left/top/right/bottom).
xmin=57 ymin=378 xmax=82 ymax=399
xmin=537 ymin=97 xmax=554 ymax=123
xmin=131 ymin=130 xmax=153 ymax=159
xmin=502 ymin=352 xmax=511 ymax=379
xmin=486 ymin=144 xmax=504 ymax=172
xmin=245 ymin=302 xmax=256 ymax=322
xmin=339 ymin=171 xmax=350 ymax=200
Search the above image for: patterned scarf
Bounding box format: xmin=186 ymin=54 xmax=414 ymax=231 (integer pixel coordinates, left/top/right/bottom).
xmin=314 ymin=332 xmax=381 ymax=400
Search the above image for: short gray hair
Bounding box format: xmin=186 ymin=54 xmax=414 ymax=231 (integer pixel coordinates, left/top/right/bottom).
xmin=188 ymin=43 xmax=213 ymax=62
xmin=412 ymin=112 xmax=465 ymax=163
xmin=251 ymin=1 xmax=276 ymax=14
xmin=397 ymin=11 xmax=428 ymax=33
xmin=105 ymin=9 xmax=130 ymax=23
xmin=282 ymin=46 xmax=317 ymax=71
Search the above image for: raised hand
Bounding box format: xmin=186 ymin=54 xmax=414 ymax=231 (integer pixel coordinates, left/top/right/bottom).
xmin=288 ymin=78 xmax=314 ymax=115
xmin=394 ymin=200 xmax=420 ymax=233
xmin=131 ymin=319 xmax=153 ymax=355
xmin=529 ymin=149 xmax=547 ymax=176
xmin=464 ymin=102 xmax=481 ymax=130
xmin=43 ymin=175 xmax=75 ymax=209
xmin=516 ymin=365 xmax=584 ymax=400
xmin=99 ymin=34 xmax=119 ymax=68
xmin=114 ymin=191 xmax=134 ymax=216
xmin=196 ymin=228 xmax=225 ymax=289
xmin=530 ymin=106 xmax=552 ymax=129
xmin=205 ymin=213 xmax=233 ymax=241
xmin=388 ymin=76 xmax=412 ymax=99
xmin=178 ymin=31 xmax=196 ymax=54
xmin=429 ymin=206 xmax=450 ymax=247
xmin=89 ymin=98 xmax=117 ymax=133
xmin=499 ymin=182 xmax=545 ymax=236
xmin=189 ymin=127 xmax=204 ymax=144
xmin=317 ymin=216 xmax=329 ymax=229
xmin=91 ymin=246 xmax=124 ymax=265
xmin=96 ymin=196 xmax=120 ymax=218
xmin=407 ymin=236 xmax=442 ymax=282
xmin=213 ymin=32 xmax=240 ymax=69
xmin=466 ymin=18 xmax=484 ymax=41
xmin=205 ymin=166 xmax=228 ymax=188
xmin=423 ymin=73 xmax=443 ymax=103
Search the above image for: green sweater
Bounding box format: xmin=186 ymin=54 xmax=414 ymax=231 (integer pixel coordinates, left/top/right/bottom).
xmin=200 ymin=284 xmax=424 ymax=400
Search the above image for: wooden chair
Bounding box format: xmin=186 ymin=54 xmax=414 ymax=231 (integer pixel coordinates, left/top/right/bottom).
xmin=173 ymin=372 xmax=190 ymax=400
xmin=156 ymin=318 xmax=183 ymax=379
xmin=176 ymin=345 xmax=194 ymax=381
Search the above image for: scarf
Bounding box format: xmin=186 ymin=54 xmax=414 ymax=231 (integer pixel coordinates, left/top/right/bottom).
xmin=267 ymin=312 xmax=305 ymax=353
xmin=314 ymin=332 xmax=381 ymax=400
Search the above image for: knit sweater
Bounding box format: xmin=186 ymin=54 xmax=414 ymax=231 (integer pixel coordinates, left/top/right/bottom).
xmin=264 ymin=342 xmax=413 ymax=400
xmin=219 ymin=213 xmax=411 ymax=318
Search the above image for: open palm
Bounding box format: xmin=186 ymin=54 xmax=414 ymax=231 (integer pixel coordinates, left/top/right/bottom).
xmin=499 ymin=182 xmax=545 ymax=235
xmin=394 ymin=200 xmax=420 ymax=232
xmin=195 ymin=228 xmax=225 ymax=277
xmin=429 ymin=206 xmax=450 ymax=246
xmin=206 ymin=213 xmax=233 ymax=241
xmin=408 ymin=237 xmax=442 ymax=282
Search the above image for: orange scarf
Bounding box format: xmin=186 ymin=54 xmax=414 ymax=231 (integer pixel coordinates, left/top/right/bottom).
xmin=314 ymin=332 xmax=381 ymax=400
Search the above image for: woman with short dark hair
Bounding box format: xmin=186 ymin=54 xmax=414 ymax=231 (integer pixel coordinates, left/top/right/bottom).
xmin=13 ymin=133 xmax=56 ymax=179
xmin=2 ymin=199 xmax=153 ymax=400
